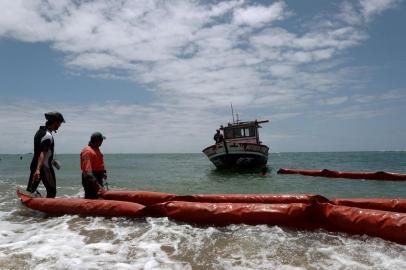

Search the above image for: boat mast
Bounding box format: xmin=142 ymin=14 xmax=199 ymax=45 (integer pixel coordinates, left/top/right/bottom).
xmin=231 ymin=103 xmax=235 ymax=123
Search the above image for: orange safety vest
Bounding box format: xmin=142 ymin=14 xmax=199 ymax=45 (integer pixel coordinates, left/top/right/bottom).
xmin=80 ymin=145 xmax=105 ymax=173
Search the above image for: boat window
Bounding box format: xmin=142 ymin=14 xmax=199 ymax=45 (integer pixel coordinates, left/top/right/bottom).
xmin=234 ymin=128 xmax=244 ymax=138
xmin=224 ymin=128 xmax=233 ymax=139
xmin=224 ymin=126 xmax=257 ymax=139
xmin=234 ymin=127 xmax=256 ymax=138
xmin=245 ymin=127 xmax=255 ymax=137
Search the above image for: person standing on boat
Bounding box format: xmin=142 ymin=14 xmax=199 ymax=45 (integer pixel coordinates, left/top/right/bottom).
xmin=213 ymin=129 xmax=224 ymax=144
xmin=26 ymin=111 xmax=65 ymax=198
xmin=80 ymin=132 xmax=107 ymax=199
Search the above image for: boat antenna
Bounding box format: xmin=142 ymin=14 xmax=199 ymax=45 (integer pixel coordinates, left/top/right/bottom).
xmin=231 ymin=103 xmax=235 ymax=123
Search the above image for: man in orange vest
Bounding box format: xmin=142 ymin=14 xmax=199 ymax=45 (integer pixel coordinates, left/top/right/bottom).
xmin=80 ymin=132 xmax=107 ymax=199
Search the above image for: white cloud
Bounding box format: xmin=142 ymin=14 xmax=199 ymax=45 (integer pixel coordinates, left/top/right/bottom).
xmin=359 ymin=0 xmax=400 ymax=20
xmin=380 ymin=89 xmax=406 ymax=100
xmin=338 ymin=2 xmax=363 ymax=25
xmin=319 ymin=96 xmax=349 ymax=105
xmin=0 ymin=99 xmax=226 ymax=153
xmin=233 ymin=2 xmax=287 ymax=26
xmin=351 ymin=89 xmax=406 ymax=103
xmin=269 ymin=64 xmax=296 ymax=77
xmin=0 ymin=0 xmax=385 ymax=111
xmin=66 ymin=53 xmax=133 ymax=70
xmin=326 ymin=105 xmax=387 ymax=119
xmin=269 ymin=112 xmax=301 ymax=121
xmin=337 ymin=0 xmax=401 ymax=25
xmin=0 ymin=0 xmax=59 ymax=41
xmin=0 ymin=0 xmax=403 ymax=152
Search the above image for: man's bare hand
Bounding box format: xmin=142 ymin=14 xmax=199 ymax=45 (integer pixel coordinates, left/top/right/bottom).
xmin=33 ymin=169 xmax=41 ymax=182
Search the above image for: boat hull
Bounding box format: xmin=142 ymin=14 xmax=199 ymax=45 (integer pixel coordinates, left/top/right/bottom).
xmin=202 ymin=143 xmax=269 ymax=169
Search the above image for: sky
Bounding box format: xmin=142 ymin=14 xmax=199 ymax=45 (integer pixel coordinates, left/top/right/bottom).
xmin=0 ymin=0 xmax=405 ymax=154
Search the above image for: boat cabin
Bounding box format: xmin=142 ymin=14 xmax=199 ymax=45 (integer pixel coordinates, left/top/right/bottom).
xmin=221 ymin=120 xmax=269 ymax=145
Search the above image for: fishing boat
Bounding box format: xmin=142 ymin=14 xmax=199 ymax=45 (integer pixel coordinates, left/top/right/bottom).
xmin=202 ymin=118 xmax=269 ymax=169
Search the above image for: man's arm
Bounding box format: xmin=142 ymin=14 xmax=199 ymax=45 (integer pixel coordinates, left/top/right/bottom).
xmin=33 ymin=151 xmax=46 ymax=181
xmin=81 ymin=153 xmax=97 ymax=181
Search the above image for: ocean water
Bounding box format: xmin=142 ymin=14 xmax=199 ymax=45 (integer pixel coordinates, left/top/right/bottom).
xmin=0 ymin=152 xmax=405 ymax=269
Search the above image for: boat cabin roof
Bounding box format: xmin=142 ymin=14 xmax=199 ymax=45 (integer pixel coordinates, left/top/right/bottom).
xmin=221 ymin=120 xmax=269 ymax=130
xmin=220 ymin=120 xmax=269 ymax=143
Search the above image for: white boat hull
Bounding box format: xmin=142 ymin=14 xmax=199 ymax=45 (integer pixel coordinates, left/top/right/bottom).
xmin=202 ymin=142 xmax=269 ymax=169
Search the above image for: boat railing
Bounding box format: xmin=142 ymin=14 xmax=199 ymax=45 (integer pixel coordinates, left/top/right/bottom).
xmin=225 ymin=138 xmax=257 ymax=144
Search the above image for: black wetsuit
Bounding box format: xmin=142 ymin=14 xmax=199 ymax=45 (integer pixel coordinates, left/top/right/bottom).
xmin=214 ymin=133 xmax=224 ymax=143
xmin=26 ymin=126 xmax=56 ymax=198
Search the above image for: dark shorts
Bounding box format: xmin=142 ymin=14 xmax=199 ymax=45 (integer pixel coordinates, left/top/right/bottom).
xmin=82 ymin=172 xmax=104 ymax=199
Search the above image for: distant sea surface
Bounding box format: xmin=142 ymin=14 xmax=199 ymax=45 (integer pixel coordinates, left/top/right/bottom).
xmin=1 ymin=152 xmax=405 ymax=269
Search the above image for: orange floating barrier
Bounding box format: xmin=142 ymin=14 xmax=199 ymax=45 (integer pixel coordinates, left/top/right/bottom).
xmin=100 ymin=190 xmax=176 ymax=205
xmin=147 ymin=201 xmax=314 ymax=228
xmin=321 ymin=203 xmax=406 ymax=244
xmin=17 ymin=190 xmax=145 ymax=217
xmin=331 ymin=198 xmax=406 ymax=213
xmin=17 ymin=190 xmax=406 ymax=245
xmin=278 ymin=168 xmax=406 ymax=181
xmin=172 ymin=194 xmax=329 ymax=204
xmin=101 ymin=191 xmax=329 ymax=205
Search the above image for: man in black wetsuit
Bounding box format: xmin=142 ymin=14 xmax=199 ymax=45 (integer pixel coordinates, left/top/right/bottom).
xmin=213 ymin=129 xmax=224 ymax=144
xmin=26 ymin=112 xmax=65 ymax=198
